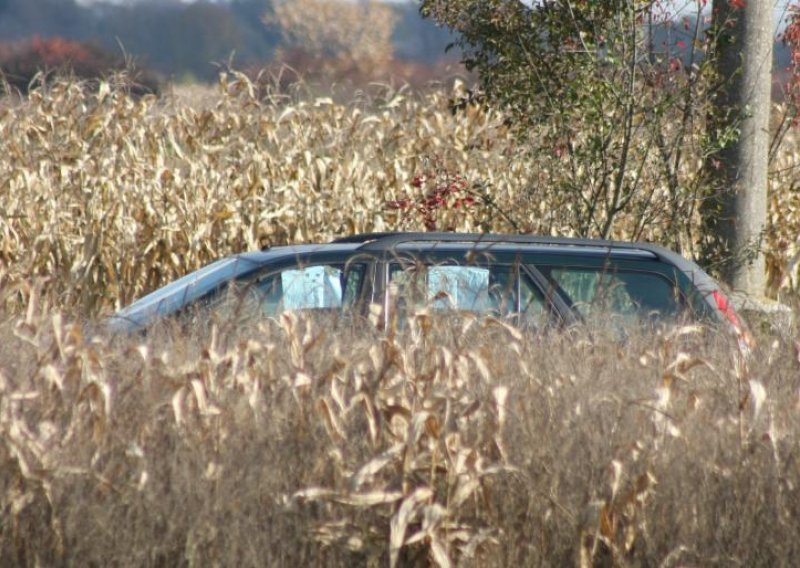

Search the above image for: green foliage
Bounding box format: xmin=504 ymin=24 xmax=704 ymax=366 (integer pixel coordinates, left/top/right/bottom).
xmin=423 ymin=0 xmax=645 ymax=116
xmin=421 ymin=0 xmax=717 ymax=249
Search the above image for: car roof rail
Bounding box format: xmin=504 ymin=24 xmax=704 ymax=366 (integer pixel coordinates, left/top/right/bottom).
xmin=333 ymin=232 xmax=659 ymax=256
xmin=331 ymin=232 xmax=404 ymax=244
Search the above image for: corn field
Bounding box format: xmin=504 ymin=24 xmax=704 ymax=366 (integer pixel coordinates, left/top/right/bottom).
xmin=2 ymin=300 xmax=800 ymax=565
xmin=1 ymin=73 xmax=800 ymax=316
xmin=2 ymin=76 xmax=800 ymax=565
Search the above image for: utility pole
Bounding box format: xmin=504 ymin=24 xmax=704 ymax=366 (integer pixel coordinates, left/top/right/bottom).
xmin=703 ymin=0 xmax=774 ymax=298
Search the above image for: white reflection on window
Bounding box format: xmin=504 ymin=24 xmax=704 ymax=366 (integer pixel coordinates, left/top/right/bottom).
xmin=426 ymin=266 xmax=491 ymax=311
xmin=281 ymin=265 xmax=343 ymax=309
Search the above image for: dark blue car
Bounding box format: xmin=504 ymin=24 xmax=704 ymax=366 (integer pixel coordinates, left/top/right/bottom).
xmin=109 ymin=232 xmax=751 ymax=345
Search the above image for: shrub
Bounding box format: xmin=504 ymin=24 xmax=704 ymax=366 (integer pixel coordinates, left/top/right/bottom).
xmin=269 ymin=0 xmax=397 ymax=79
xmin=0 ymin=36 xmax=160 ymax=95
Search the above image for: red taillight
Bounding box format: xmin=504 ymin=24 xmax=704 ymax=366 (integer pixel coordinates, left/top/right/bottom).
xmin=712 ymin=289 xmax=753 ymax=350
xmin=712 ymin=289 xmax=740 ymax=327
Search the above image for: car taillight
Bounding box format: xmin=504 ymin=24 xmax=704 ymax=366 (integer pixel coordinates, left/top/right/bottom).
xmin=712 ymin=289 xmax=754 ymax=350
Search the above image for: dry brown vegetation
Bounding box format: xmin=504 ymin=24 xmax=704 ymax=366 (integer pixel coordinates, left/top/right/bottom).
xmin=2 ymin=74 xmax=800 ymax=319
xmin=2 ymin=76 xmax=800 ymax=565
xmin=1 ymin=298 xmax=799 ymax=566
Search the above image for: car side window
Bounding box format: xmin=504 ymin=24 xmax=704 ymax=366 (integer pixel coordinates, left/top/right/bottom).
xmin=255 ymin=263 xmax=366 ymax=315
xmin=542 ymin=265 xmax=682 ymax=320
xmin=343 ymin=264 xmax=366 ymax=308
xmin=387 ymin=262 xmax=553 ymax=325
xmin=389 ymin=264 xmax=500 ymax=312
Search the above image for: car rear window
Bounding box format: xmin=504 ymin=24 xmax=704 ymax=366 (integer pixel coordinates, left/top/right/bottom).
xmin=541 ymin=266 xmax=682 ymax=320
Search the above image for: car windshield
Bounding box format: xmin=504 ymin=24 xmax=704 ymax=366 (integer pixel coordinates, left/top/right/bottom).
xmin=112 ymin=257 xmax=246 ymax=327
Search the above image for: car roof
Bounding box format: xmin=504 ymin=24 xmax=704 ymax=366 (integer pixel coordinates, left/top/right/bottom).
xmin=332 ymin=232 xmax=720 ymax=293
xmin=333 ymin=231 xmax=663 ymax=255
xmin=239 ymin=242 xmax=362 ymax=262
xmin=388 ymin=242 xmax=657 ymax=259
xmin=251 ymin=240 xmax=661 ymax=262
xmin=254 ymin=233 xmax=715 ymax=289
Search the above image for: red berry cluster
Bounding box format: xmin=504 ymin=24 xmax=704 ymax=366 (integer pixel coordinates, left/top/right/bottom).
xmin=386 ymin=172 xmax=476 ymax=230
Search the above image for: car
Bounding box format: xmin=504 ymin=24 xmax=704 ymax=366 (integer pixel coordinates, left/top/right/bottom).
xmin=108 ymin=232 xmax=751 ymax=344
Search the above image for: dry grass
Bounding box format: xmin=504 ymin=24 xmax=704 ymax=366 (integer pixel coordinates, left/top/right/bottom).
xmin=0 ymin=74 xmax=524 ymax=316
xmin=1 ymin=296 xmax=799 ymax=566
xmin=3 ymin=76 xmax=800 ymax=566
xmin=3 ymin=74 xmax=800 ymax=318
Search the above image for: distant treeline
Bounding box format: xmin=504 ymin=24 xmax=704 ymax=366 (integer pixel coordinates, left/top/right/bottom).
xmin=0 ymin=0 xmax=794 ymax=88
xmin=0 ymin=0 xmax=456 ymax=82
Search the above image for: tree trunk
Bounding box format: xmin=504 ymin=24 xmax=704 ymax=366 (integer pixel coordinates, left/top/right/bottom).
xmin=702 ymin=0 xmax=773 ymax=297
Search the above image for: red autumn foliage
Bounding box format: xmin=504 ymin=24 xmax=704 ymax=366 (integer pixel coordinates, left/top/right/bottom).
xmin=386 ymin=170 xmax=477 ymax=231
xmin=781 ymin=4 xmax=800 ymax=123
xmin=0 ymin=36 xmax=160 ymax=95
